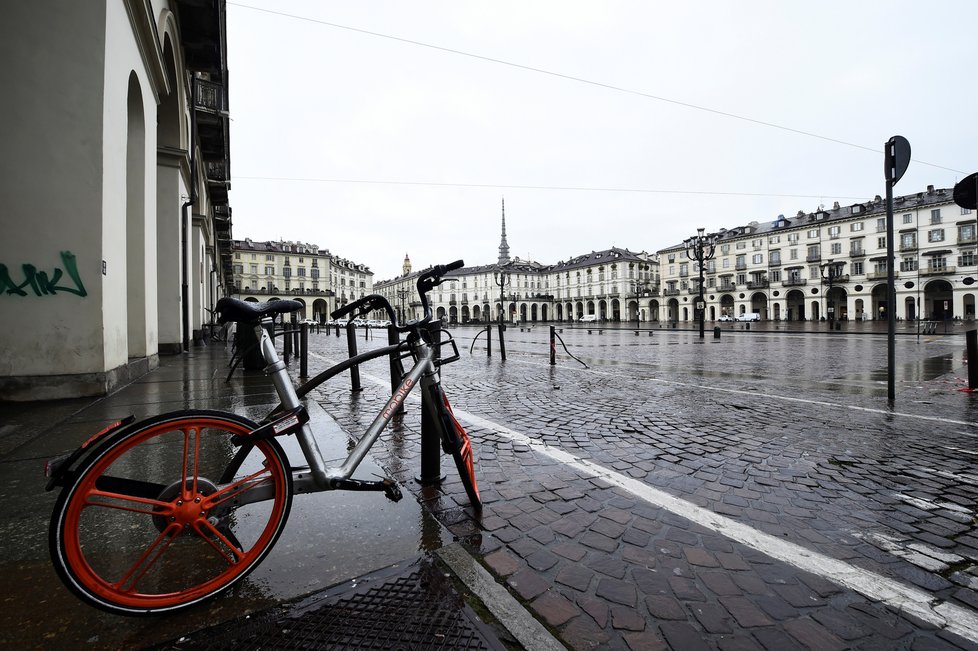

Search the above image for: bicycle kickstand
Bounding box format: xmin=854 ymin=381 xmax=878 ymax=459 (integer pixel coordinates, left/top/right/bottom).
xmin=331 ymin=477 xmax=403 ymax=502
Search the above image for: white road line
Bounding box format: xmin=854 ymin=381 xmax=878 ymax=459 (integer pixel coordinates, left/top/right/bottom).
xmin=308 ymin=353 xmax=978 ymax=642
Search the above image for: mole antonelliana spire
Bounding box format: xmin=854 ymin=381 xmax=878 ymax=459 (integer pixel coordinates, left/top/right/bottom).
xmin=497 ymin=198 xmax=511 ymax=265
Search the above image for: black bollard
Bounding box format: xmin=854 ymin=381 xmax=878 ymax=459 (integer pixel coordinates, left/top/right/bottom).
xmin=968 ymin=329 xmax=978 ymax=391
xmin=486 ymin=324 xmax=492 ymax=357
xmin=714 ymin=326 xmax=721 ymax=339
xmin=550 ymin=325 xmax=556 ymax=365
xmin=346 ymin=322 xmax=361 ymax=392
xmin=300 ymin=322 xmax=309 ymax=378
xmin=282 ymin=323 xmax=292 ymax=364
xmin=418 ymin=320 xmax=444 ymax=485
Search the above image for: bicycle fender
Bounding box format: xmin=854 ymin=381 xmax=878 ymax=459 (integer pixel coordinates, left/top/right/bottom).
xmin=44 ymin=415 xmax=136 ymax=491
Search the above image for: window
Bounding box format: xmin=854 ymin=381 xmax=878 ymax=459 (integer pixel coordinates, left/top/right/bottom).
xmin=850 ymin=222 xmax=864 ymax=232
xmin=769 ymin=235 xmax=781 ymax=244
xmin=928 ymin=229 xmax=945 ymax=243
xmin=722 ymin=258 xmax=730 ymax=269
xmin=667 ymin=254 xmax=675 ymax=263
xmin=877 ymin=218 xmax=887 ymax=232
xmin=808 ymin=229 xmax=819 ymax=239
xmin=930 ymin=209 xmax=942 ymax=224
xmin=720 ymin=244 xmax=730 ymax=254
xmin=960 ymin=250 xmax=976 ymax=267
xmin=787 ymin=233 xmax=800 ymax=243
xmin=928 ymin=256 xmax=947 ymax=272
xmin=233 ymin=264 xmax=243 ymax=274
xmin=735 ymin=255 xmax=746 ymax=269
xmin=851 ymin=261 xmax=863 ymax=275
xmin=282 ymin=267 xmax=291 ymax=278
xmin=770 ymin=251 xmax=781 ymax=265
xmin=874 ymin=260 xmax=888 ymax=274
xmin=311 ymin=269 xmax=319 ymax=279
xmin=736 ymin=273 xmax=746 ymax=285
xmin=234 ymin=252 xmax=241 ymax=259
xmin=901 ymin=233 xmax=916 ymax=250
xmin=752 ymin=239 xmax=763 ymax=249
xmin=250 ymin=264 xmax=257 ymax=274
xmin=297 ymin=267 xmax=306 ymax=277
xmin=850 ymin=240 xmax=864 ymax=255
xmin=769 ymin=270 xmax=782 ymax=282
xmin=806 ymin=244 xmax=820 ymax=260
xmin=903 ymin=213 xmax=913 ymax=224
xmin=878 ymin=236 xmax=887 ymax=248
xmin=828 ymin=226 xmax=841 ymax=238
xmin=736 ymin=242 xmax=746 ymax=249
xmin=960 ymin=224 xmax=976 ymax=242
xmin=900 ymin=256 xmax=917 ymax=272
xmin=808 ymin=265 xmax=820 ymax=280
xmin=679 ymin=263 xmax=688 ymax=277
xmin=962 ymin=207 xmax=973 ymax=215
xmin=830 ymin=243 xmax=842 ymax=255
xmin=266 ymin=254 xmax=274 ymax=261
xmin=752 ymin=253 xmax=763 ymax=264
xmin=668 ymin=265 xmax=674 ymax=276
xmin=264 ymin=265 xmax=274 ymax=275
xmin=789 ymin=248 xmax=798 ymax=260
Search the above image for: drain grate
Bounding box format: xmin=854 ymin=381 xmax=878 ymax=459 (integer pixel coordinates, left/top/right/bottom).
xmin=166 ymin=559 xmax=506 ymax=651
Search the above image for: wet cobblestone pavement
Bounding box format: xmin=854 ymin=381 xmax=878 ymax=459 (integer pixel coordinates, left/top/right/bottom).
xmin=307 ymin=323 xmax=978 ymax=650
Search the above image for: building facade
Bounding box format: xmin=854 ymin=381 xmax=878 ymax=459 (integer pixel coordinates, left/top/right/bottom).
xmin=230 ymin=239 xmax=372 ymax=321
xmin=1 ymin=0 xmax=235 ymax=400
xmin=374 ymin=248 xmax=658 ymax=325
xmin=657 ymin=186 xmax=978 ymax=323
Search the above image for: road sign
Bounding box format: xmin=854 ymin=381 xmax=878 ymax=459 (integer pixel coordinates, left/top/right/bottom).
xmin=885 ymin=135 xmax=910 ymax=184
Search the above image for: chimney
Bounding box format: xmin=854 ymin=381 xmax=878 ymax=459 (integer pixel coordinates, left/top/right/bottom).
xmin=927 ymin=185 xmax=935 ymax=193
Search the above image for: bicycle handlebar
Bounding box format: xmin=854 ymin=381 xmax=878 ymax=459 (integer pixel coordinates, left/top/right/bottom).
xmin=329 ymin=260 xmax=464 ymax=332
xmin=330 ymin=294 xmax=397 ymax=323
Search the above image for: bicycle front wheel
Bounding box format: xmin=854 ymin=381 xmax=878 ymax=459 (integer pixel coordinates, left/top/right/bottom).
xmin=49 ymin=411 xmax=293 ymax=615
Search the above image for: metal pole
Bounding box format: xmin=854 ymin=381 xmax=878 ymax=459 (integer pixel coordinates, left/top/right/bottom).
xmin=550 ymin=325 xmax=556 ymax=365
xmin=886 ymin=180 xmax=896 ymax=402
xmin=282 ymin=321 xmax=292 ymax=364
xmin=968 ymin=329 xmax=978 ymax=391
xmin=346 ymin=321 xmax=361 ymax=392
xmin=388 ymin=325 xmax=405 ymax=415
xmin=418 ymin=320 xmax=443 ymax=485
xmin=486 ymin=324 xmax=492 ymax=357
xmin=300 ymin=322 xmax=308 ymax=379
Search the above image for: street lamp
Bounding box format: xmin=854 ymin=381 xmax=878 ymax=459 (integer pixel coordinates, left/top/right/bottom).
xmin=494 ymin=270 xmax=511 ymax=361
xmin=396 ymin=287 xmax=411 ymax=323
xmin=820 ymin=259 xmax=848 ymax=330
xmin=683 ymin=228 xmax=718 ymax=339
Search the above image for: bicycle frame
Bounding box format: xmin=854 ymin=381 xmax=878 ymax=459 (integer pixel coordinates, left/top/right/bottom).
xmin=230 ymin=318 xmax=441 ymax=506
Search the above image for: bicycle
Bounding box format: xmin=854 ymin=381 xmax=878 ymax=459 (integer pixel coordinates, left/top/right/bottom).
xmin=44 ymin=261 xmax=480 ymax=616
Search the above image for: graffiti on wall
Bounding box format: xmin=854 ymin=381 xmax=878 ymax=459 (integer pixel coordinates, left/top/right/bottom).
xmin=0 ymin=251 xmax=88 ymax=297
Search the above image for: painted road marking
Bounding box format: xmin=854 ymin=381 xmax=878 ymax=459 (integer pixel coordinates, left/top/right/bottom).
xmin=308 ymin=352 xmax=978 ymax=642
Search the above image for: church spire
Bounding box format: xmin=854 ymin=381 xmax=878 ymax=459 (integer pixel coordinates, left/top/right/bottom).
xmin=497 ymin=198 xmax=511 ymax=265
xmin=402 ymin=252 xmax=412 ymax=276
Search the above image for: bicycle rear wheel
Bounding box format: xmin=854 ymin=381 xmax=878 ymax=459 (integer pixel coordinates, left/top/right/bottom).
xmin=49 ymin=410 xmax=293 ymax=615
xmin=438 ymin=391 xmax=482 ymax=508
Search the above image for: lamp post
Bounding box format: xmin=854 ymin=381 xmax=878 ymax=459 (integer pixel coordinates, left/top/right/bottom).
xmin=820 ymin=259 xmax=848 ymax=331
xmin=494 ymin=270 xmax=511 ymax=361
xmin=396 ymin=287 xmax=410 ymax=324
xmin=683 ymin=228 xmax=718 ymax=339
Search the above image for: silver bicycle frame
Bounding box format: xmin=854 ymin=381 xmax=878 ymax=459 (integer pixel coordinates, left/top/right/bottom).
xmin=254 ymin=319 xmax=436 ymax=494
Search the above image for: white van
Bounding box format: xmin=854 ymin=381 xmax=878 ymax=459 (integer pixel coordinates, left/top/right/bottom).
xmin=736 ymin=312 xmax=761 ymax=322
xmin=579 ymin=314 xmax=599 ymax=323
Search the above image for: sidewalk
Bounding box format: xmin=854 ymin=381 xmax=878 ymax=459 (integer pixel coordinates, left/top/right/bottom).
xmin=0 ymin=343 xmax=545 ymax=650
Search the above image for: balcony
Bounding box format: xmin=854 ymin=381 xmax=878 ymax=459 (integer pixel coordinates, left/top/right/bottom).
xmin=717 ymin=284 xmax=737 ymax=292
xmin=899 ymin=243 xmax=918 ymax=252
xmin=921 ymin=265 xmax=956 ymax=276
xmin=849 ymin=249 xmax=866 ymax=258
xmin=768 ymin=260 xmax=782 ymax=268
xmin=867 ymin=271 xmax=897 ymax=280
xmin=959 ymin=235 xmax=977 ymax=245
xmin=735 ymin=263 xmax=747 ymax=271
xmin=782 ymin=278 xmax=807 ymax=287
xmin=746 ymin=280 xmax=769 ymax=289
xmin=806 ymin=254 xmax=822 ymax=263
xmin=663 ymin=289 xmax=681 ymax=296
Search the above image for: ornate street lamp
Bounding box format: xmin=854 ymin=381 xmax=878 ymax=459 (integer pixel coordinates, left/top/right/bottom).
xmin=683 ymin=228 xmax=718 ymax=339
xmin=820 ymin=259 xmax=848 ymax=330
xmin=396 ymin=287 xmax=411 ymax=323
xmin=494 ymin=270 xmax=511 ymax=361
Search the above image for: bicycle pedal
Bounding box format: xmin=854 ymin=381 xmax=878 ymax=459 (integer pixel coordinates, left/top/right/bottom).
xmin=383 ymin=479 xmax=403 ymax=502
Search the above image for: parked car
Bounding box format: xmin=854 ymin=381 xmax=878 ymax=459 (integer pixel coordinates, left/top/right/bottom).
xmin=736 ymin=312 xmax=761 ymax=322
xmin=579 ymin=314 xmax=599 ymax=322
xmin=717 ymin=315 xmax=735 ymax=322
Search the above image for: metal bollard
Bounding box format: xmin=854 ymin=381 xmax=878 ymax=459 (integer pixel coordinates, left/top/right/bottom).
xmin=714 ymin=326 xmax=721 ymax=339
xmin=498 ymin=322 xmax=507 ymax=361
xmin=388 ymin=325 xmax=405 ymax=414
xmin=300 ymin=322 xmax=309 ymax=378
xmin=346 ymin=321 xmax=362 ymax=392
xmin=282 ymin=323 xmax=292 ymax=364
xmin=418 ymin=320 xmax=443 ymax=485
xmin=550 ymin=325 xmax=556 ymax=365
xmin=968 ymin=329 xmax=978 ymax=391
xmin=486 ymin=324 xmax=492 ymax=357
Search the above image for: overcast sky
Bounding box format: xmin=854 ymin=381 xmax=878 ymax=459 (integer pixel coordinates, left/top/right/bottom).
xmin=225 ymin=1 xmax=977 ymax=281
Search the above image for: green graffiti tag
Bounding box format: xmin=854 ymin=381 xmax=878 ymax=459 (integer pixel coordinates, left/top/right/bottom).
xmin=0 ymin=251 xmax=88 ymax=297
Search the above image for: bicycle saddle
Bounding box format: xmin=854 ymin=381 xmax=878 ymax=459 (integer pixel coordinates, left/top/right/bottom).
xmin=215 ymin=297 xmax=304 ymax=323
